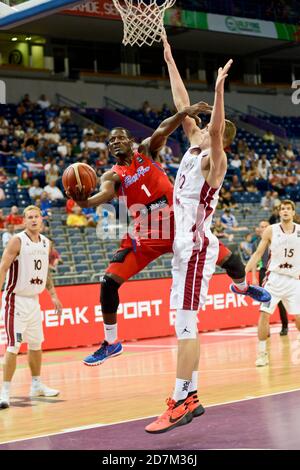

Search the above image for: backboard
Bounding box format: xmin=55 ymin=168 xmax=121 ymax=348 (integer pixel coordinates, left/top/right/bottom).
xmin=0 ymin=0 xmax=83 ymax=30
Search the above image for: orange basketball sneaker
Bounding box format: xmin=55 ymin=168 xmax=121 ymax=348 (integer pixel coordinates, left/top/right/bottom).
xmin=145 ymin=397 xmax=193 ymax=434
xmin=184 ymin=393 xmax=205 ymax=417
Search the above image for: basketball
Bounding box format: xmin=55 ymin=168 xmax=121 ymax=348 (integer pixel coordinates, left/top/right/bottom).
xmin=62 ymin=163 xmax=97 ymax=200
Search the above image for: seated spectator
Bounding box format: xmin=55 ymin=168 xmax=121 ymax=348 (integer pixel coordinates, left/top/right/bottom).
xmin=0 ymin=167 xmax=7 ymax=184
xmin=269 ymin=205 xmax=280 ymax=224
xmin=220 ymin=191 xmax=238 ymax=210
xmin=36 ymin=193 xmax=52 ymax=219
xmin=221 ymin=208 xmax=248 ymax=231
xmin=229 ymin=154 xmax=242 ymax=173
xmin=258 ymin=154 xmax=271 ymax=180
xmin=67 ymin=205 xmax=88 ymax=228
xmin=0 ymin=186 xmax=5 ymax=201
xmin=263 ymin=130 xmax=275 ymax=142
xmin=18 ymin=170 xmax=32 ymax=189
xmin=20 ymin=93 xmax=34 ymax=111
xmin=49 ymin=239 xmax=62 ymax=272
xmin=0 ymin=139 xmax=13 ymax=166
xmin=14 ymin=124 xmax=25 ymax=140
xmin=282 ymin=170 xmax=298 ymax=187
xmin=29 ymin=179 xmax=43 ymax=200
xmin=48 ymin=116 xmax=62 ymax=132
xmin=59 ymin=106 xmax=71 ymax=123
xmin=66 ymin=198 xmax=75 ymax=214
xmin=0 ymin=208 xmax=6 ymax=231
xmin=0 ymin=116 xmax=9 ymax=136
xmin=285 ymin=144 xmax=295 ymax=159
xmin=71 ymin=138 xmax=82 ymax=159
xmin=212 ymin=217 xmax=234 ymax=241
xmin=57 ymin=138 xmax=71 ymax=158
xmin=261 ymin=191 xmax=272 ymax=210
xmin=22 ymin=144 xmax=37 ymax=161
xmin=37 ymin=94 xmax=51 ymax=110
xmin=83 ymin=125 xmax=95 ymax=136
xmin=46 ymin=166 xmax=60 ymax=185
xmin=141 ymin=101 xmax=152 ymax=115
xmin=44 ymin=180 xmax=64 ymax=201
xmin=5 ymin=206 xmax=24 ymax=230
xmin=2 ymin=224 xmax=15 ymax=248
xmin=240 ymin=233 xmax=254 ymax=264
xmin=230 ymin=174 xmax=244 ymax=192
xmin=82 ymin=207 xmax=98 ymax=227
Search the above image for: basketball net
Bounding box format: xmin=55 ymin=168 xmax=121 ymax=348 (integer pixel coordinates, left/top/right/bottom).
xmin=112 ymin=0 xmax=176 ymax=47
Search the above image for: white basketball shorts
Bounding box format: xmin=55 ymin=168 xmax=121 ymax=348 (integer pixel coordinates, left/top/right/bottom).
xmin=170 ymin=231 xmax=219 ymax=311
xmin=2 ymin=293 xmax=44 ymax=348
xmin=261 ymin=271 xmax=300 ymax=316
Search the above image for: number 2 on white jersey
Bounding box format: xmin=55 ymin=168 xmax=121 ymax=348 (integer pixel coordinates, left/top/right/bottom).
xmin=141 ymin=184 xmax=151 ymax=197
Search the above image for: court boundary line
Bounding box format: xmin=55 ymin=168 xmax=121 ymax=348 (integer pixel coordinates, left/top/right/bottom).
xmin=1 ymin=386 xmax=300 ymax=446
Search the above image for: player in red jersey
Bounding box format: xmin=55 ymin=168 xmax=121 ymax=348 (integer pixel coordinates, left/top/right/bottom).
xmin=73 ymin=103 xmax=209 ymax=365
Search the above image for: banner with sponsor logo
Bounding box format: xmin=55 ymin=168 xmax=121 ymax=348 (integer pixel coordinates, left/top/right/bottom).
xmin=63 ymin=0 xmax=120 ymax=20
xmin=62 ymin=3 xmax=299 ymax=42
xmin=0 ymin=274 xmax=279 ymax=352
xmin=206 ymin=14 xmax=278 ymax=38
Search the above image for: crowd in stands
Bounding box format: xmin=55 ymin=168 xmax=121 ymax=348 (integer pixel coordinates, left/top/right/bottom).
xmin=177 ymin=0 xmax=299 ymax=24
xmin=0 ymin=94 xmax=299 ymax=258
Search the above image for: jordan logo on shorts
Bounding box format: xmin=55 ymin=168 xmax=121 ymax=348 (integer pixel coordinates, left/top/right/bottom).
xmin=181 ymin=327 xmax=191 ymax=335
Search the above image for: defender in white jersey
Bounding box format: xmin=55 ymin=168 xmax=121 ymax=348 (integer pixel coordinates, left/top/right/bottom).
xmin=246 ymin=200 xmax=300 ymax=367
xmin=0 ymin=206 xmax=62 ymax=409
xmin=146 ymin=57 xmax=237 ymax=433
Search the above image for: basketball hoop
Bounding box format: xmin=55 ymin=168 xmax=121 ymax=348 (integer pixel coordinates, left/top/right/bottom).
xmin=112 ymin=0 xmax=176 ymax=47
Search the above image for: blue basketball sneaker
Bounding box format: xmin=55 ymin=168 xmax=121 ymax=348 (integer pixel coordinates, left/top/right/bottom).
xmin=83 ymin=341 xmax=123 ymax=366
xmin=230 ymin=284 xmax=271 ymax=303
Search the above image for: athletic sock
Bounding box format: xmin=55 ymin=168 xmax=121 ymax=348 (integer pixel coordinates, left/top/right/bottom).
xmin=172 ymin=378 xmax=191 ymax=402
xmin=258 ymin=341 xmax=267 ymax=353
xmin=32 ymin=376 xmax=41 ymax=386
xmin=233 ymin=280 xmax=248 ymax=291
xmin=188 ymin=371 xmax=198 ymax=394
xmin=1 ymin=382 xmax=11 ymax=394
xmin=104 ymin=323 xmax=118 ymax=344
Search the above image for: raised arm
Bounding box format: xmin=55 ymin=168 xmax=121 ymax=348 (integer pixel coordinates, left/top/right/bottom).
xmin=163 ymin=35 xmax=204 ymax=145
xmin=149 ymin=102 xmax=211 ymax=157
xmin=207 ymin=59 xmax=233 ymax=188
xmin=75 ymin=171 xmax=120 ymax=209
xmin=245 ymin=226 xmax=272 ymax=274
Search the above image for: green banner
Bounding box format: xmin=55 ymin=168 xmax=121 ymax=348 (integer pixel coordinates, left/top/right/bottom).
xmin=164 ymin=8 xmax=299 ymax=42
xmin=164 ymin=9 xmax=207 ymax=30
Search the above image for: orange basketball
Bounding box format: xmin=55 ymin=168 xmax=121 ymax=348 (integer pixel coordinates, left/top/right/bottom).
xmin=62 ymin=163 xmax=97 ymax=200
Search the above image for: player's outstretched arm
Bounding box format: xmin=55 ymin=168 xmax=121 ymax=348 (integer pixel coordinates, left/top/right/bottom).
xmin=149 ymin=102 xmax=212 ymax=156
xmin=207 ymin=59 xmax=233 ymax=187
xmin=75 ymin=171 xmax=120 ymax=208
xmin=163 ymin=35 xmax=204 ymax=145
xmin=245 ymin=226 xmax=272 ymax=274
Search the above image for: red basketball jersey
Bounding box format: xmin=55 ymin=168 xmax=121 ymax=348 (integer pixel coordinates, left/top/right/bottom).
xmin=112 ymin=152 xmax=173 ymax=208
xmin=112 ymin=152 xmax=174 ymax=241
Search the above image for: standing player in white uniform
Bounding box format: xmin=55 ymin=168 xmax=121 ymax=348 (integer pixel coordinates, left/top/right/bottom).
xmin=146 ymin=58 xmax=236 ymax=433
xmin=246 ymin=200 xmax=300 ymax=367
xmin=0 ymin=205 xmax=62 ymax=409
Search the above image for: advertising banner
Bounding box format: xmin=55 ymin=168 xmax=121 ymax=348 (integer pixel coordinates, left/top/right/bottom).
xmin=0 ymin=274 xmax=280 ymax=351
xmin=63 ymin=0 xmax=120 ymax=20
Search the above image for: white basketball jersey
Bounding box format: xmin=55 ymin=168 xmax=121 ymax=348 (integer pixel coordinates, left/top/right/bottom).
xmin=268 ymin=223 xmax=300 ymax=279
xmin=174 ymin=146 xmax=221 ymax=246
xmin=4 ymin=231 xmax=49 ymax=297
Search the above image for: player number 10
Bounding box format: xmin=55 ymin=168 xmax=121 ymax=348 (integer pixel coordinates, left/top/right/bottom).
xmin=141 ymin=184 xmax=151 ymax=197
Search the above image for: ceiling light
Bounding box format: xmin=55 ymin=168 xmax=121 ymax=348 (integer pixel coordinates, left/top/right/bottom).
xmin=11 ymin=37 xmax=18 ymax=41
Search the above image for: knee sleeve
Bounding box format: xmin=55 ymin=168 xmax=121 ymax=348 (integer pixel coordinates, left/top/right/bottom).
xmin=28 ymin=343 xmax=42 ymax=351
xmin=100 ymin=275 xmax=120 ymax=314
xmin=7 ymin=344 xmax=21 ymax=354
xmin=175 ymin=309 xmax=198 ymax=340
xmin=222 ymin=253 xmax=245 ymax=280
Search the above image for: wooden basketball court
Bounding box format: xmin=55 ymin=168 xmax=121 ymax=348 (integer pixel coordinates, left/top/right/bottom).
xmin=1 ymin=323 xmax=300 ymax=449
